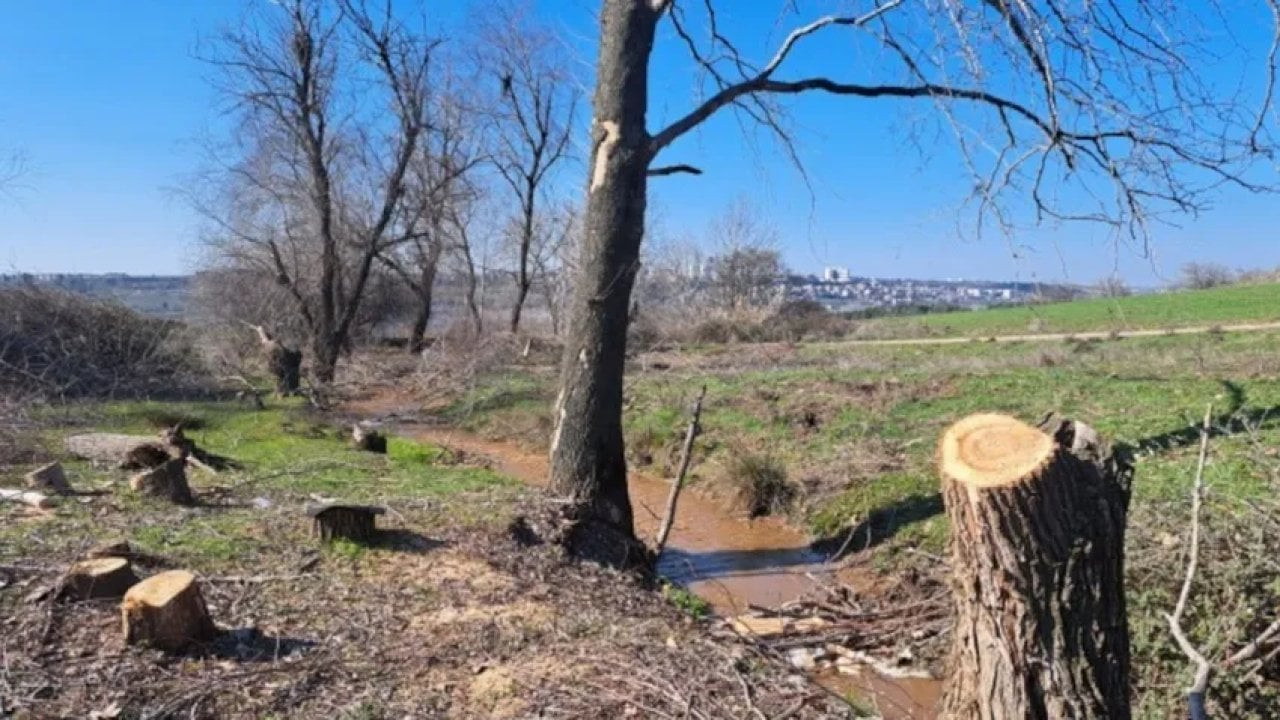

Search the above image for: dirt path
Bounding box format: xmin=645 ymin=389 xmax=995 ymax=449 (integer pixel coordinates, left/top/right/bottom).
xmin=347 ymin=396 xmax=943 ymax=718
xmin=847 ymin=320 xmax=1280 ymax=347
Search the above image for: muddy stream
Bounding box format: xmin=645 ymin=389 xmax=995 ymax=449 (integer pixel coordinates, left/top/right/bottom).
xmin=349 ymin=398 xmax=941 ymax=718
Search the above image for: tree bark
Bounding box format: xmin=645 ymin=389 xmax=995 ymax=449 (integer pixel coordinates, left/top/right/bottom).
xmin=407 ymin=294 xmax=431 ymax=355
xmin=25 ymin=462 xmax=73 ymax=495
xmin=546 ymin=0 xmax=660 ymax=566
xmin=939 ymin=413 xmax=1132 ymax=720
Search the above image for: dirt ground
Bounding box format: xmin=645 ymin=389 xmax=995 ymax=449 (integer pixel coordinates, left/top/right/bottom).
xmin=0 ymin=400 xmax=854 ymax=719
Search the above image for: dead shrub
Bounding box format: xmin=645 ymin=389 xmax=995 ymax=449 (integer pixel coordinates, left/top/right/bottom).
xmin=0 ymin=285 xmax=202 ymax=400
xmin=722 ymin=450 xmax=796 ymax=518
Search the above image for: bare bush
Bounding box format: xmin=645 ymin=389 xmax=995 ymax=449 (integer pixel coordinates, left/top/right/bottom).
xmin=1095 ymin=276 xmax=1132 ymax=297
xmin=1181 ymin=262 xmax=1237 ymax=290
xmin=0 ymin=286 xmax=201 ymax=400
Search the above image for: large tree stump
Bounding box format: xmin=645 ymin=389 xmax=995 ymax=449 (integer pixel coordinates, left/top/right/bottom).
xmin=250 ymin=324 xmax=302 ymax=396
xmin=351 ymin=424 xmax=387 ymax=454
xmin=939 ymin=413 xmax=1132 ymax=720
xmin=60 ymin=558 xmax=139 ymax=600
xmin=306 ymin=503 xmax=385 ymax=542
xmin=130 ymin=458 xmax=195 ymax=505
xmin=25 ymin=462 xmax=73 ymax=495
xmin=121 ymin=570 xmax=218 ymax=651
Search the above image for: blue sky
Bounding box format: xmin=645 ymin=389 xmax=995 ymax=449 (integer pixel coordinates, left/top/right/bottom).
xmin=2 ymin=0 xmax=1278 ymax=286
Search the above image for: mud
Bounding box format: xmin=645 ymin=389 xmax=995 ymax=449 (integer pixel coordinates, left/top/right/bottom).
xmin=347 ymin=395 xmax=943 ymax=718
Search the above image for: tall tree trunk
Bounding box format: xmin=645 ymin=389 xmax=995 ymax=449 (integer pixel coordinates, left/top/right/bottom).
xmin=312 ymin=336 xmax=339 ymax=384
xmin=510 ymin=189 xmax=536 ymax=334
xmin=407 ymin=255 xmax=439 ymax=355
xmin=407 ymin=298 xmax=431 ymax=355
xmin=939 ymin=413 xmax=1133 ymax=720
xmin=547 ymin=0 xmax=659 ymax=566
xmin=510 ymin=276 xmax=531 ymax=334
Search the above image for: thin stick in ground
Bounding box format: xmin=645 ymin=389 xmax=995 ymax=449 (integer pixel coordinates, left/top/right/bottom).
xmin=654 ymin=385 xmax=707 ymax=557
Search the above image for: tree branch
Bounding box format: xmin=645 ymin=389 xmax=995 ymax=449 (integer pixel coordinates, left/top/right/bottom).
xmin=647 ymin=164 xmax=704 ymax=177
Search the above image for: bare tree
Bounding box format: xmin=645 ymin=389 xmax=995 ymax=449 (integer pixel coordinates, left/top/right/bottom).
xmin=528 ymin=201 xmax=580 ymax=337
xmin=1181 ymin=262 xmax=1237 ymax=290
xmin=479 ymin=6 xmax=578 ymax=335
xmin=705 ymin=200 xmax=784 ymax=311
xmin=1095 ymin=275 xmax=1132 ymax=298
xmin=549 ymin=0 xmax=1280 ymax=560
xmin=443 ymin=187 xmax=488 ymax=337
xmin=377 ymin=88 xmax=485 ymax=353
xmin=196 ymin=0 xmax=437 ymax=383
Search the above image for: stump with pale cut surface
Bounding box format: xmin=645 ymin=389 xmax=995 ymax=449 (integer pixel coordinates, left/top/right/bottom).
xmin=939 ymin=413 xmax=1132 ymax=720
xmin=121 ymin=570 xmax=218 ymax=651
xmin=351 ymin=424 xmax=387 ymax=453
xmin=25 ymin=462 xmax=73 ymax=495
xmin=129 ymin=458 xmax=195 ymax=505
xmin=307 ymin=503 xmax=385 ymax=542
xmin=61 ymin=557 xmax=139 ymax=600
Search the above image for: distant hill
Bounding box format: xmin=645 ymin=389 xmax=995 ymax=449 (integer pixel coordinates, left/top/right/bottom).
xmin=0 ymin=273 xmax=190 ymax=318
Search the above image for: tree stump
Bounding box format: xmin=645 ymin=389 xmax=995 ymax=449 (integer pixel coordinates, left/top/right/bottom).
xmin=939 ymin=413 xmax=1132 ymax=720
xmin=25 ymin=462 xmax=73 ymax=495
xmin=250 ymin=324 xmax=302 ymax=396
xmin=306 ymin=503 xmax=385 ymax=542
xmin=121 ymin=570 xmax=218 ymax=651
xmin=60 ymin=558 xmax=139 ymax=600
xmin=351 ymin=424 xmax=387 ymax=453
xmin=130 ymin=458 xmax=196 ymax=505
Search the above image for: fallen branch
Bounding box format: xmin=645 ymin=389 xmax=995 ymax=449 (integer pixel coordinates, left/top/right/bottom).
xmin=1160 ymin=405 xmax=1279 ymax=719
xmin=654 ymin=385 xmax=707 ymax=556
xmin=0 ymin=488 xmax=52 ymax=509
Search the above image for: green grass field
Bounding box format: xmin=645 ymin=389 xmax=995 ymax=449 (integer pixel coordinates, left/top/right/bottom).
xmin=3 ymin=399 xmax=516 ymax=570
xmin=863 ymin=282 xmax=1280 ymax=338
xmin=446 ymin=328 xmax=1280 ymax=718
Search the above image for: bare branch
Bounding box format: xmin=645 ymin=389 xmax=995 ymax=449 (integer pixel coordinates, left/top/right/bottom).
xmin=647 ymin=164 xmax=703 ymax=177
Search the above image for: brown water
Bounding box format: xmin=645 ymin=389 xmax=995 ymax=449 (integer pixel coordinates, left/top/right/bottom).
xmin=349 ymin=398 xmax=941 ymax=718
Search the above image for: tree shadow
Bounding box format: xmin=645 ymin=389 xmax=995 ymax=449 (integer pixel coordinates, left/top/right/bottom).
xmin=809 ymin=492 xmax=945 ymax=562
xmin=1123 ymin=380 xmax=1280 ymax=456
xmin=204 ymin=627 xmax=316 ymax=663
xmin=657 ymin=546 xmax=824 ymax=585
xmin=369 ymin=528 xmax=449 ymax=554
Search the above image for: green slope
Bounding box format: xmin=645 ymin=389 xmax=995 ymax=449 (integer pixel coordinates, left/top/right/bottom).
xmin=872 ymin=282 xmax=1280 ymax=338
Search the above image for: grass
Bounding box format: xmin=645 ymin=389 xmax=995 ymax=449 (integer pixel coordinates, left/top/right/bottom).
xmin=440 ymin=326 xmax=1280 ymax=718
xmin=863 ymin=281 xmax=1280 ymax=338
xmin=2 ymin=398 xmax=517 ymax=570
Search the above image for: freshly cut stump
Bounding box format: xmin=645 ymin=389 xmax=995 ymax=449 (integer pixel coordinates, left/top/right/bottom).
xmin=307 ymin=503 xmax=385 ymax=542
xmin=351 ymin=424 xmax=387 ymax=454
xmin=121 ymin=570 xmax=218 ymax=651
xmin=130 ymin=458 xmax=195 ymax=505
xmin=25 ymin=462 xmax=73 ymax=495
xmin=61 ymin=558 xmax=139 ymax=600
xmin=939 ymin=413 xmax=1132 ymax=720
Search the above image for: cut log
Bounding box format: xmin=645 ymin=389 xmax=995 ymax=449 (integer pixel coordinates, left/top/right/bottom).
xmin=65 ymin=433 xmax=171 ymax=469
xmin=306 ymin=503 xmax=385 ymax=542
xmin=351 ymin=424 xmax=387 ymax=454
xmin=0 ymin=488 xmax=52 ymax=509
xmin=121 ymin=570 xmax=218 ymax=651
xmin=129 ymin=458 xmax=195 ymax=505
xmin=25 ymin=462 xmax=73 ymax=495
xmin=60 ymin=557 xmax=139 ymax=600
xmin=939 ymin=413 xmax=1132 ymax=720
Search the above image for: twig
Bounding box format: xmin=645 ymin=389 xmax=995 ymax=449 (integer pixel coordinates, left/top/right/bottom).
xmin=1164 ymin=404 xmax=1213 ymax=719
xmin=654 ymin=385 xmax=707 ymax=557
